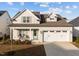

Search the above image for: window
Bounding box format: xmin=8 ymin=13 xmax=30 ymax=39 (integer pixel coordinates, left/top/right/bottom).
xmin=22 ymin=16 xmax=30 ymax=23
xmin=27 ymin=17 xmax=30 ymax=22
xmin=43 ymin=31 xmax=48 ymax=32
xmin=22 ymin=16 xmax=26 ymax=23
xmin=56 ymin=30 xmax=61 ymax=32
xmin=34 ymin=30 xmax=37 ymax=36
xmin=50 ymin=31 xmax=54 ymax=32
xmin=50 ymin=18 xmax=54 ymax=20
xmin=63 ymin=31 xmax=67 ymax=32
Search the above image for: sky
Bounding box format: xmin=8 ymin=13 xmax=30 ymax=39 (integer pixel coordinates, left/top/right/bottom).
xmin=0 ymin=2 xmax=79 ymax=21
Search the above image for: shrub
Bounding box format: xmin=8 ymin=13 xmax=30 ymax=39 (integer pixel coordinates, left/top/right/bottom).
xmin=25 ymin=40 xmax=31 ymax=44
xmin=1 ymin=39 xmax=31 ymax=45
xmin=3 ymin=39 xmax=11 ymax=44
xmin=12 ymin=40 xmax=21 ymax=45
xmin=12 ymin=40 xmax=31 ymax=45
xmin=73 ymin=36 xmax=77 ymax=42
xmin=75 ymin=36 xmax=79 ymax=43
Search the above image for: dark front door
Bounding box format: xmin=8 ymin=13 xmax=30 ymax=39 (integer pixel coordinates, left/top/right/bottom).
xmin=33 ymin=29 xmax=38 ymax=40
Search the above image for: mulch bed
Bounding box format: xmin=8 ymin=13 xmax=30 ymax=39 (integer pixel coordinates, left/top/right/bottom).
xmin=0 ymin=44 xmax=46 ymax=56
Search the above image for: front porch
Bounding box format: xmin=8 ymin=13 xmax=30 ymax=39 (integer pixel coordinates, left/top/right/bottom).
xmin=10 ymin=27 xmax=43 ymax=43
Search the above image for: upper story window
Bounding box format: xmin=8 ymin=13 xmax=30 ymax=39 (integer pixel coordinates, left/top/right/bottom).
xmin=56 ymin=30 xmax=61 ymax=32
xmin=22 ymin=16 xmax=26 ymax=23
xmin=27 ymin=17 xmax=30 ymax=22
xmin=22 ymin=16 xmax=30 ymax=23
xmin=50 ymin=18 xmax=54 ymax=20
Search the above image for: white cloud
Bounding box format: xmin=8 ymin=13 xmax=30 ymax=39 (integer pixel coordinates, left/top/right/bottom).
xmin=20 ymin=2 xmax=24 ymax=6
xmin=72 ymin=5 xmax=78 ymax=8
xmin=48 ymin=7 xmax=63 ymax=13
xmin=7 ymin=2 xmax=13 ymax=5
xmin=34 ymin=2 xmax=50 ymax=5
xmin=65 ymin=10 xmax=72 ymax=14
xmin=65 ymin=6 xmax=70 ymax=9
xmin=34 ymin=2 xmax=50 ymax=7
xmin=40 ymin=4 xmax=49 ymax=7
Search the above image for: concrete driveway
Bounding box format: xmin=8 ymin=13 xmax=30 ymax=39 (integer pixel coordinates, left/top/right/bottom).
xmin=44 ymin=42 xmax=79 ymax=56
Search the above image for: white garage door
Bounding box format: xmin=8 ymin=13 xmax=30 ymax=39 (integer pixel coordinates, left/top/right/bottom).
xmin=44 ymin=30 xmax=70 ymax=42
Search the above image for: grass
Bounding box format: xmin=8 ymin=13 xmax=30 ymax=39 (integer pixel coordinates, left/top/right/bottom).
xmin=72 ymin=36 xmax=79 ymax=48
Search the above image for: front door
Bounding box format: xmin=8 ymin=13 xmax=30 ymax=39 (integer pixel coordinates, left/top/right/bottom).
xmin=33 ymin=29 xmax=38 ymax=40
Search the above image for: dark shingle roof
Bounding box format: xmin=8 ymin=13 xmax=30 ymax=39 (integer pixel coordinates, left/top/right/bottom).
xmin=0 ymin=11 xmax=6 ymax=16
xmin=9 ymin=19 xmax=72 ymax=27
xmin=32 ymin=12 xmax=41 ymax=19
xmin=10 ymin=10 xmax=72 ymax=27
xmin=69 ymin=17 xmax=79 ymax=26
xmin=12 ymin=10 xmax=26 ymax=20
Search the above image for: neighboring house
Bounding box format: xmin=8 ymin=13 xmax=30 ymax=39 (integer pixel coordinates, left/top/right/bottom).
xmin=9 ymin=9 xmax=73 ymax=42
xmin=0 ymin=11 xmax=11 ymax=37
xmin=70 ymin=17 xmax=79 ymax=37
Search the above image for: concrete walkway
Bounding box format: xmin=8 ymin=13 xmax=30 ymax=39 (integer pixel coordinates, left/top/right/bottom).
xmin=44 ymin=42 xmax=79 ymax=56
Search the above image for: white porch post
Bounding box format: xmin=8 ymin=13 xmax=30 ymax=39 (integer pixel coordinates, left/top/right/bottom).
xmin=38 ymin=30 xmax=43 ymax=42
xmin=10 ymin=28 xmax=13 ymax=50
xmin=29 ymin=29 xmax=31 ymax=40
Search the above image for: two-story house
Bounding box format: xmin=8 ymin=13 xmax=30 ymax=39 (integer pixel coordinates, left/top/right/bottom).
xmin=9 ymin=9 xmax=73 ymax=42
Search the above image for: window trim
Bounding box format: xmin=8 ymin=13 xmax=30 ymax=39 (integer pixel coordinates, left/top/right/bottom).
xmin=26 ymin=16 xmax=30 ymax=22
xmin=50 ymin=18 xmax=54 ymax=20
xmin=22 ymin=16 xmax=26 ymax=23
xmin=62 ymin=30 xmax=67 ymax=32
xmin=56 ymin=30 xmax=61 ymax=32
xmin=22 ymin=16 xmax=31 ymax=23
xmin=50 ymin=31 xmax=54 ymax=32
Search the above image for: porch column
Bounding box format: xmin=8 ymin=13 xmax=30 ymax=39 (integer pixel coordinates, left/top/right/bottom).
xmin=38 ymin=30 xmax=43 ymax=42
xmin=29 ymin=29 xmax=32 ymax=40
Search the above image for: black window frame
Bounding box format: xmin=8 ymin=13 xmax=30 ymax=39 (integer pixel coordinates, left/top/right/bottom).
xmin=56 ymin=30 xmax=61 ymax=32
xmin=34 ymin=30 xmax=37 ymax=36
xmin=26 ymin=16 xmax=30 ymax=22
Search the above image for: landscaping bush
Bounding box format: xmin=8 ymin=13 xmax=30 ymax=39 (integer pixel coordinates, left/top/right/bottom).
xmin=25 ymin=40 xmax=31 ymax=44
xmin=12 ymin=40 xmax=20 ymax=45
xmin=3 ymin=39 xmax=11 ymax=44
xmin=75 ymin=36 xmax=79 ymax=43
xmin=73 ymin=36 xmax=77 ymax=42
xmin=0 ymin=38 xmax=31 ymax=45
xmin=12 ymin=40 xmax=31 ymax=45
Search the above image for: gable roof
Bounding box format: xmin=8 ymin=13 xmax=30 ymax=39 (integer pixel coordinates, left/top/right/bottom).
xmin=12 ymin=9 xmax=41 ymax=20
xmin=12 ymin=10 xmax=26 ymax=20
xmin=32 ymin=11 xmax=41 ymax=19
xmin=69 ymin=17 xmax=79 ymax=26
xmin=0 ymin=11 xmax=6 ymax=16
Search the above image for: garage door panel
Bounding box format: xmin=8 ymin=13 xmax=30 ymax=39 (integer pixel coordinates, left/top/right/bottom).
xmin=44 ymin=31 xmax=70 ymax=42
